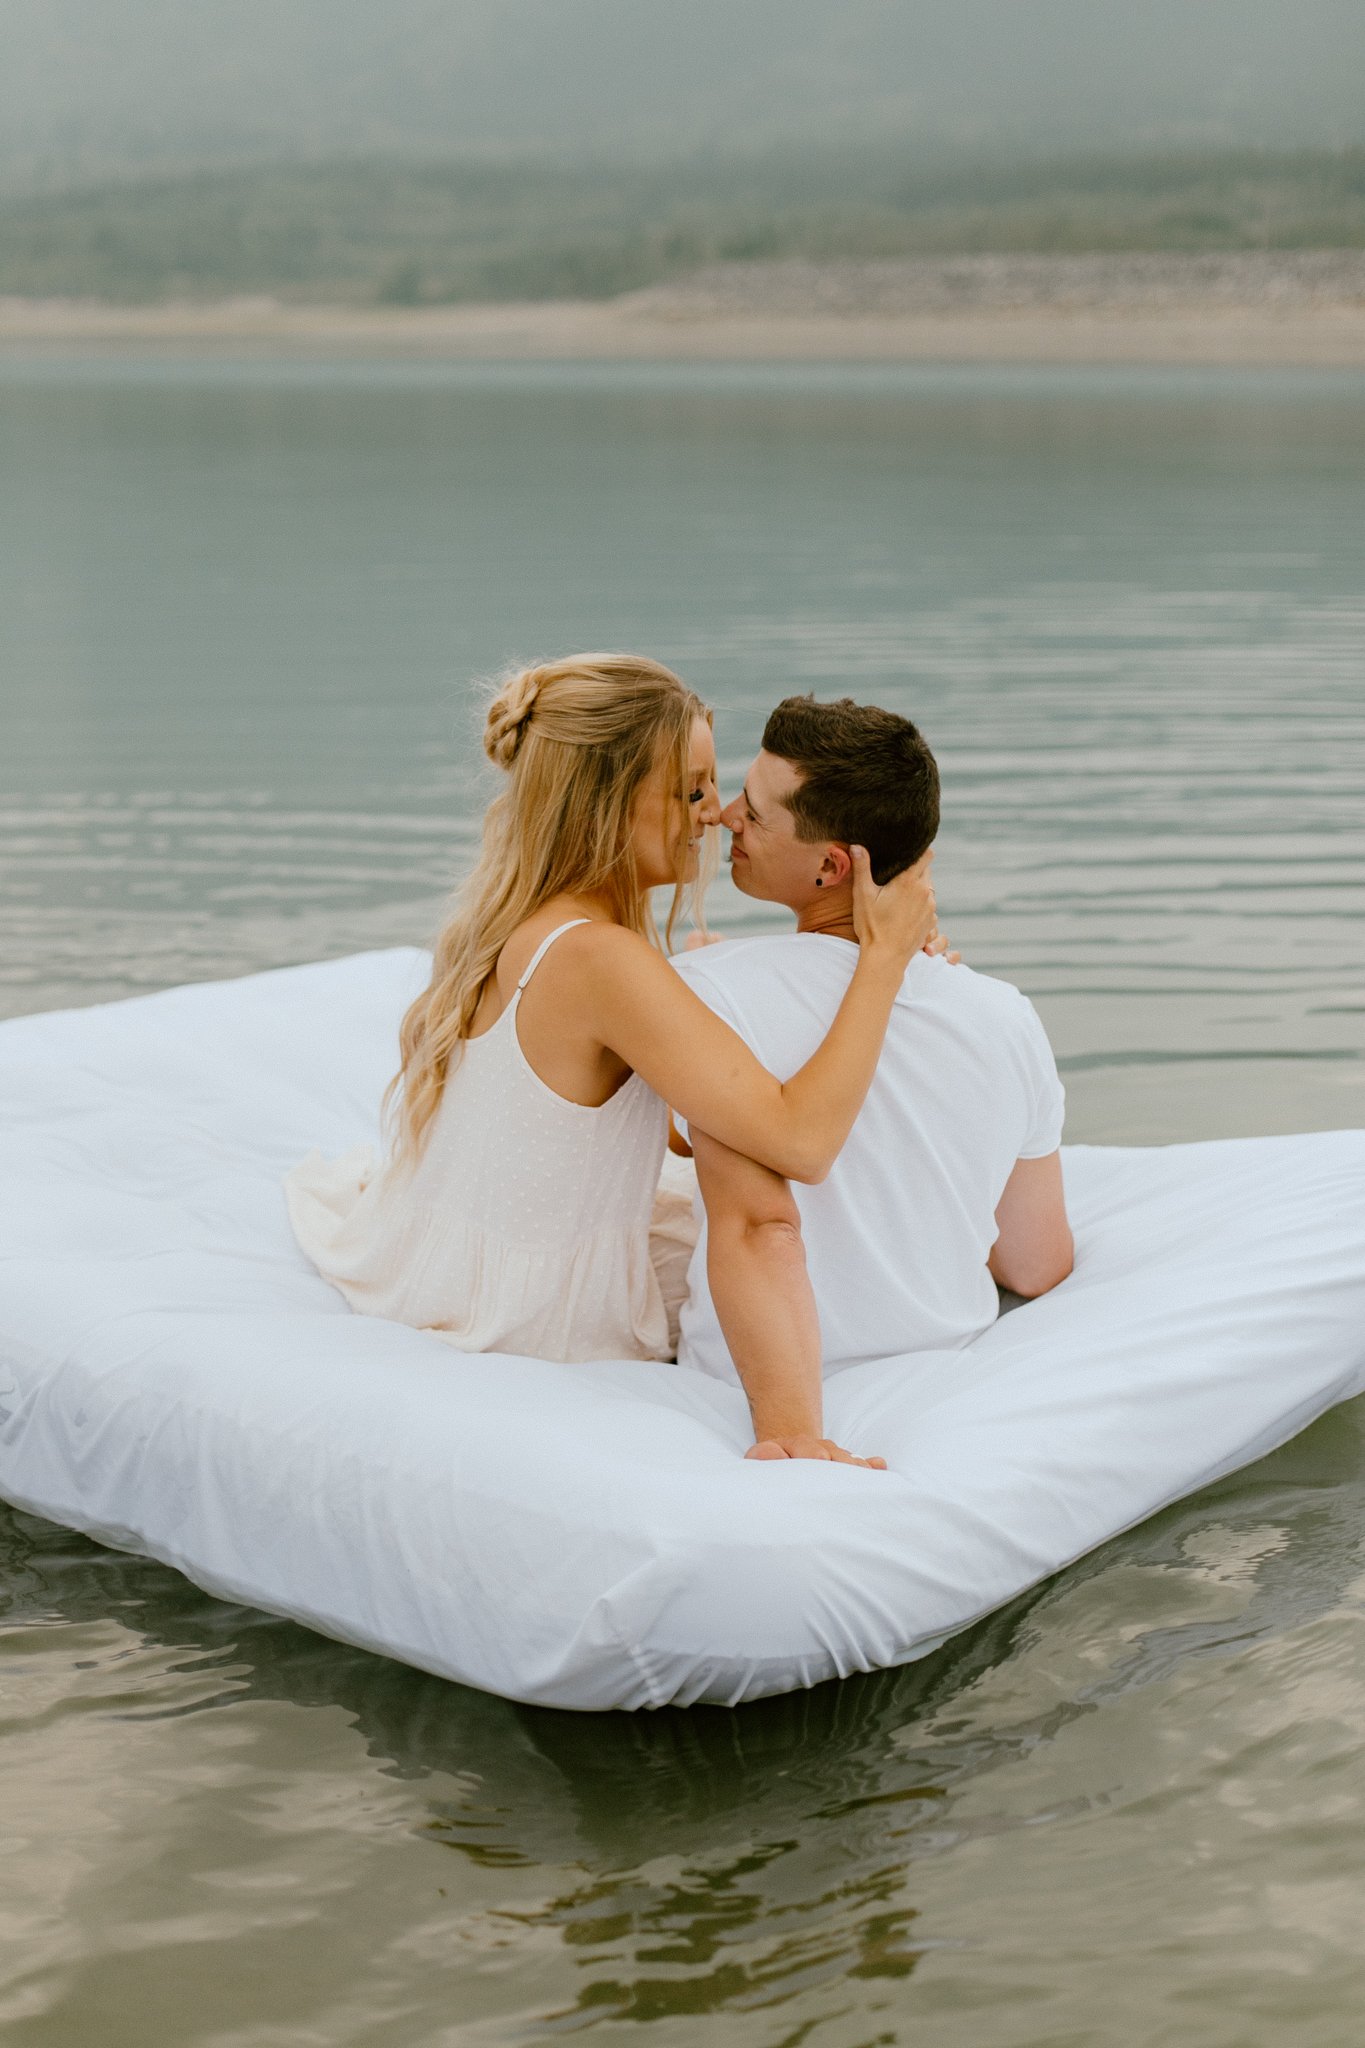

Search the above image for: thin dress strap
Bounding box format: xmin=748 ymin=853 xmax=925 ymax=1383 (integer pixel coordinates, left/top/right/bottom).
xmin=515 ymin=918 xmax=593 ymax=992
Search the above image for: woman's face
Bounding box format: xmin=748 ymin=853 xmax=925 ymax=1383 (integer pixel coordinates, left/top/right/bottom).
xmin=632 ymin=714 xmax=721 ymax=891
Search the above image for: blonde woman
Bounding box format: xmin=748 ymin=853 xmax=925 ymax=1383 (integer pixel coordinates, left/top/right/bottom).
xmin=286 ymin=653 xmax=935 ymax=1382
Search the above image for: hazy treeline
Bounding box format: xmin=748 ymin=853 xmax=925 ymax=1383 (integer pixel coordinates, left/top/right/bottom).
xmin=3 ymin=148 xmax=1364 ymax=305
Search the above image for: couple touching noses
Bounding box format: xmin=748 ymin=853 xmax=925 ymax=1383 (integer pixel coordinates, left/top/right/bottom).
xmin=671 ymin=692 xmax=1073 ymax=1467
xmin=286 ymin=654 xmax=1072 ymax=1470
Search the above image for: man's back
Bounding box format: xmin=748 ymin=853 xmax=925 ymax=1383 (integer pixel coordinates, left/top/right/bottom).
xmin=672 ymin=934 xmax=1065 ymax=1378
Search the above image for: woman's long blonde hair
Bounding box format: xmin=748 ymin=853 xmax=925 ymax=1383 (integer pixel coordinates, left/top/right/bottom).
xmin=386 ymin=652 xmax=710 ymax=1163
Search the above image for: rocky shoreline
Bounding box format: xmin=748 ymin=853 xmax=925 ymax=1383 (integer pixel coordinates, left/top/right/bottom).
xmin=3 ymin=250 xmax=1363 ymax=364
xmin=618 ymin=249 xmax=1365 ymax=317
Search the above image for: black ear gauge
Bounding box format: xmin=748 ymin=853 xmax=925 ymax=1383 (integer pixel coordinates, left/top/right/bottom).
xmin=815 ymin=878 xmax=823 ymax=887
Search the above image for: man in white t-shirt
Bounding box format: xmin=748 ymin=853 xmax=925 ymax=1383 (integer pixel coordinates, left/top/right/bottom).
xmin=671 ymin=693 xmax=1073 ymax=1469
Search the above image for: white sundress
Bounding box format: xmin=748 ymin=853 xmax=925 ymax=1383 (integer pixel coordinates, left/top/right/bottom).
xmin=284 ymin=920 xmax=698 ymax=1362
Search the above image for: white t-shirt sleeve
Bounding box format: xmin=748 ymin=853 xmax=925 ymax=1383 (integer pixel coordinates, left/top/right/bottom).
xmin=1016 ymin=995 xmax=1066 ymax=1158
xmin=667 ymin=952 xmax=756 ymax=1140
xmin=669 ymin=949 xmax=749 ymax=1034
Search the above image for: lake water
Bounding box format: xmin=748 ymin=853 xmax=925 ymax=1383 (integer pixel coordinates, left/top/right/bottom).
xmin=1 ymin=359 xmax=1363 ymax=2044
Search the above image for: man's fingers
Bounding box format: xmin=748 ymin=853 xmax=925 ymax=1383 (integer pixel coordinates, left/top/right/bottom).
xmin=746 ymin=1436 xmax=887 ymax=1466
xmin=747 ymin=1437 xmax=832 ymax=1461
xmin=823 ymin=1440 xmax=885 ymax=1468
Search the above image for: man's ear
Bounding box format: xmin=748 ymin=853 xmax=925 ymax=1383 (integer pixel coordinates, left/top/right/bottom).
xmin=821 ymin=845 xmax=853 ymax=889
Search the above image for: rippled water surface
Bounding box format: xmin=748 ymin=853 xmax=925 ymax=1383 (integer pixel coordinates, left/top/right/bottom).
xmin=2 ymin=360 xmax=1364 ymax=2043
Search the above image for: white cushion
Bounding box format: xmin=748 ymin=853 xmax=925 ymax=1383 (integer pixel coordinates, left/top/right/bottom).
xmin=2 ymin=950 xmax=1363 ymax=1710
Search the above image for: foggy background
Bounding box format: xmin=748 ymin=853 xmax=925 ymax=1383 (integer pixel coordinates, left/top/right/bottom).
xmin=3 ymin=0 xmax=1364 ymax=184
xmin=0 ymin=0 xmax=1362 ymax=306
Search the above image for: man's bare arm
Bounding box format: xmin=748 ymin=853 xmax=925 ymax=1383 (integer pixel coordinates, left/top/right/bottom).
xmin=988 ymin=1151 xmax=1074 ymax=1298
xmin=690 ymin=1131 xmax=885 ymax=1468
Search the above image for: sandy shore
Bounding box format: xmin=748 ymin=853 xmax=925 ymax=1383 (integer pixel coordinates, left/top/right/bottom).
xmin=3 ymin=253 xmax=1364 ymax=365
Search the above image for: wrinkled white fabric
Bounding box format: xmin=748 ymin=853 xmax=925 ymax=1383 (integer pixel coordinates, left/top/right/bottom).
xmin=284 ymin=922 xmax=674 ymax=1363
xmin=2 ymin=949 xmax=1363 ymax=1711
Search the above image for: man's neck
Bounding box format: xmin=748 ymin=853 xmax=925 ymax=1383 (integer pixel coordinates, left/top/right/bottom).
xmin=794 ymin=889 xmax=858 ymax=943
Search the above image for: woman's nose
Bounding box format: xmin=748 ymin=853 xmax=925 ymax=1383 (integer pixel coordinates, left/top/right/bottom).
xmin=699 ymin=785 xmax=724 ymax=827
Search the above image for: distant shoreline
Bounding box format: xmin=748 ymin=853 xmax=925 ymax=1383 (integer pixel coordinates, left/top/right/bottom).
xmin=4 ymin=254 xmax=1364 ymax=367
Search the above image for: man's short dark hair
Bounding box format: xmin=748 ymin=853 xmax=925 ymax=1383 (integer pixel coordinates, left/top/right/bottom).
xmin=760 ymin=695 xmax=939 ymax=884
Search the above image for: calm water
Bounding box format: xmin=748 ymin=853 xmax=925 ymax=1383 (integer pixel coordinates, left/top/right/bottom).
xmin=2 ymin=359 xmax=1364 ymax=2044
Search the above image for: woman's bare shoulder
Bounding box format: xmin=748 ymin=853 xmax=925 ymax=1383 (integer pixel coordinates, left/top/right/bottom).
xmin=555 ymin=920 xmax=663 ymax=976
xmin=503 ymin=912 xmax=659 ymax=992
xmin=533 ymin=923 xmax=697 ymax=1019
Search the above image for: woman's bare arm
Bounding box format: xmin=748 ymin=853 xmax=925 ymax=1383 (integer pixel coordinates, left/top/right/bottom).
xmin=570 ymin=849 xmax=936 ymax=1183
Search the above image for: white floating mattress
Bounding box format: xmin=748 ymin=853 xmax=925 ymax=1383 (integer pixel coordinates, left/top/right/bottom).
xmin=2 ymin=950 xmax=1363 ymax=1711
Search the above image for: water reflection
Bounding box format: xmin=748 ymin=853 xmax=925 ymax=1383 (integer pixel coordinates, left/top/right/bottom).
xmin=3 ymin=1402 xmax=1364 ymax=2037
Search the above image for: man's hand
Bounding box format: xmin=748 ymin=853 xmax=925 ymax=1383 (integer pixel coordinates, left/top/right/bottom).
xmin=747 ymin=1435 xmax=887 ymax=1469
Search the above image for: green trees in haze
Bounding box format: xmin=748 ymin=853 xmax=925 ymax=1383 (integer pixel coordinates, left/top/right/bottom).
xmin=1 ymin=148 xmax=1362 ymax=305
